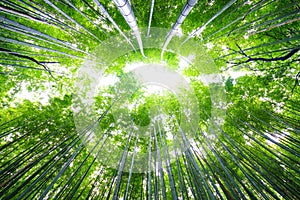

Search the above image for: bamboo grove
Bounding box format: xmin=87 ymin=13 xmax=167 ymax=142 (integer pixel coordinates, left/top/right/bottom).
xmin=0 ymin=0 xmax=300 ymax=199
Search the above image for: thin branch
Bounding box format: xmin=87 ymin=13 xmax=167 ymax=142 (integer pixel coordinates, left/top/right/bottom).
xmin=0 ymin=47 xmax=55 ymax=78
xmin=248 ymin=49 xmax=299 ymax=62
xmin=235 ymin=44 xmax=299 ymax=63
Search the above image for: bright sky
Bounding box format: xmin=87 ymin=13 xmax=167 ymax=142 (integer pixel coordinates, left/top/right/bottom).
xmin=12 ymin=81 xmax=51 ymax=106
xmin=10 ymin=64 xmax=71 ymax=106
xmin=10 ymin=56 xmax=251 ymax=108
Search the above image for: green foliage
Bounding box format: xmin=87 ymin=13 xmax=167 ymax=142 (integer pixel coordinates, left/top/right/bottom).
xmin=131 ymin=104 xmax=151 ymax=126
xmin=0 ymin=0 xmax=299 ymax=199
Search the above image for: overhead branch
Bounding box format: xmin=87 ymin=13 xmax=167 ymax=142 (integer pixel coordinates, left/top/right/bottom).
xmin=235 ymin=44 xmax=300 ymax=63
xmin=246 ymin=48 xmax=299 ymax=62
xmin=225 ymin=45 xmax=300 ymax=73
xmin=0 ymin=47 xmax=54 ymax=78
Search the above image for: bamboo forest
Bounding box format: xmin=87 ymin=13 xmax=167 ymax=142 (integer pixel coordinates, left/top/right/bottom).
xmin=0 ymin=0 xmax=300 ymax=199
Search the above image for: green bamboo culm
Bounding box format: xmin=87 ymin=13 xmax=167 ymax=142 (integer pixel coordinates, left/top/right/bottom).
xmin=0 ymin=0 xmax=299 ymax=199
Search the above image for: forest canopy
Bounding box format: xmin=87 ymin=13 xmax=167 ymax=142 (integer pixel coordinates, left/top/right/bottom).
xmin=0 ymin=0 xmax=299 ymax=199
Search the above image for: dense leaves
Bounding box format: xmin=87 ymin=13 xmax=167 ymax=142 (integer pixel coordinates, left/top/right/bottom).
xmin=0 ymin=0 xmax=299 ymax=199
